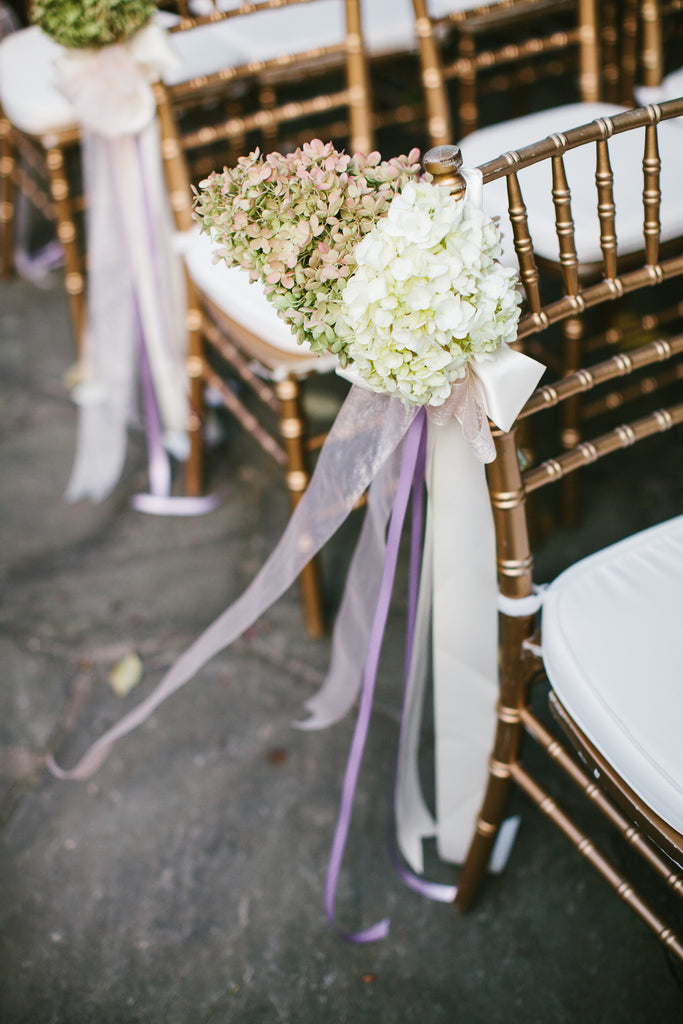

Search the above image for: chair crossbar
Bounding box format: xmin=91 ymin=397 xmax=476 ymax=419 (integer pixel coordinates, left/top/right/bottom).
xmin=442 ymin=26 xmax=578 ymax=79
xmin=477 ymin=100 xmax=683 ymax=184
xmin=168 ymin=0 xmax=319 ymax=33
xmin=202 ymin=316 xmax=280 ymax=413
xmin=523 ymin=398 xmax=683 ymax=492
xmin=437 ymin=0 xmax=573 ymax=31
xmin=510 ymin=751 xmax=683 ymax=961
xmin=517 ymin=253 xmax=683 ymax=341
xmin=524 ymin=332 xmax=683 ymax=414
xmin=520 ymin=705 xmax=683 ymax=895
xmin=580 ymin=362 xmax=683 ymax=420
xmin=167 ymin=43 xmax=347 ymax=104
xmin=181 ymin=88 xmax=352 ymax=150
xmin=203 ymin=363 xmax=287 ymax=465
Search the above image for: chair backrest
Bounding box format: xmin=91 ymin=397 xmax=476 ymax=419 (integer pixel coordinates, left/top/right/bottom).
xmin=155 ymin=0 xmax=374 ymax=237
xmin=427 ymin=97 xmax=683 ymax=594
xmin=412 ymin=0 xmax=605 ymax=144
xmin=161 ymin=0 xmax=372 ymax=175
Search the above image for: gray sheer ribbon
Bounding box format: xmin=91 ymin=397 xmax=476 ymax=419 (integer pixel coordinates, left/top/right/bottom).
xmin=48 ymin=386 xmax=417 ymax=779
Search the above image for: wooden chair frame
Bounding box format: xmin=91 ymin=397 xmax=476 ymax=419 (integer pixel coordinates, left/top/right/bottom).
xmin=426 ymin=97 xmax=683 ymax=959
xmin=0 ymin=107 xmax=85 ymax=355
xmin=412 ymin=0 xmax=603 ymax=146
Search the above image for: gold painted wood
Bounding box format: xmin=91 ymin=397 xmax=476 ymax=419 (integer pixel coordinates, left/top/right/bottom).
xmin=438 ymin=98 xmax=683 ymax=959
xmin=413 ymin=0 xmax=598 ymax=143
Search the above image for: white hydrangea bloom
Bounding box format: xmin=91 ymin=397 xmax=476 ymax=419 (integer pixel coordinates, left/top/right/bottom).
xmin=339 ymin=180 xmax=522 ymax=407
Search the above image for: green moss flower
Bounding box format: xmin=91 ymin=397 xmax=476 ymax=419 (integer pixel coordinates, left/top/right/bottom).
xmin=32 ymin=0 xmax=155 ymax=48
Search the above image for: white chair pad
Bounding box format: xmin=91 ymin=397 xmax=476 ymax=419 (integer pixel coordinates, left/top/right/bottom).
xmin=0 ymin=21 xmax=251 ymax=135
xmin=458 ymin=102 xmax=683 ymax=265
xmin=541 ymin=515 xmax=683 ymax=834
xmin=181 ymin=228 xmax=337 ymax=374
xmin=0 ymin=27 xmax=78 ymax=134
xmin=636 ymin=69 xmax=683 ymax=107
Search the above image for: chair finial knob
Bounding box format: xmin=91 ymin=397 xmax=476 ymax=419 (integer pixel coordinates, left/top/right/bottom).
xmin=423 ymin=145 xmax=466 ymax=195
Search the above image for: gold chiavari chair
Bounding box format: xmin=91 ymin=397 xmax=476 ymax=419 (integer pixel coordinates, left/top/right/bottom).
xmin=426 ymin=98 xmax=683 ymax=958
xmin=155 ymin=0 xmax=375 ymax=637
xmin=446 ymin=0 xmax=683 ymax=523
xmin=411 ymin=0 xmax=609 ymax=146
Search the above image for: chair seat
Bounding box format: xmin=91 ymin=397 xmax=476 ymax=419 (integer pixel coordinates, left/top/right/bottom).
xmin=0 ymin=21 xmax=249 ymax=136
xmin=541 ymin=515 xmax=683 ymax=834
xmin=0 ymin=27 xmax=78 ymax=134
xmin=636 ymin=68 xmax=683 ymax=107
xmin=458 ymin=102 xmax=683 ymax=265
xmin=181 ymin=228 xmax=338 ymax=375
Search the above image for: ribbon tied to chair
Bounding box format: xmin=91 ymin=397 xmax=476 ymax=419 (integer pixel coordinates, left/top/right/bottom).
xmin=57 ymin=22 xmax=217 ymax=513
xmin=48 ymin=329 xmax=543 ymax=933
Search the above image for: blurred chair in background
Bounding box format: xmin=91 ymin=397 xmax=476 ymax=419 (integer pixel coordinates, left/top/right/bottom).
xmin=0 ymin=1 xmax=286 ymax=355
xmin=450 ymin=0 xmax=683 ymax=523
xmin=156 ymin=0 xmax=375 ymax=635
xmin=411 ymin=0 xmax=608 ymax=147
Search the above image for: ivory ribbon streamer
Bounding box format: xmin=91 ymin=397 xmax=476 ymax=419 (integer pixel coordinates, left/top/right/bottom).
xmin=395 ymin=346 xmax=544 ymax=870
xmin=58 ymin=24 xmax=194 ymax=505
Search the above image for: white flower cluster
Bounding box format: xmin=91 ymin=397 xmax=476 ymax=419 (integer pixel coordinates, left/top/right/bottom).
xmin=338 ymin=180 xmax=522 ymax=407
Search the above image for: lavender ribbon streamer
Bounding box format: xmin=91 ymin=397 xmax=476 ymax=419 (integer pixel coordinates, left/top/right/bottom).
xmin=47 ymin=386 xmax=417 ymax=780
xmin=324 ymin=408 xmax=426 ymax=942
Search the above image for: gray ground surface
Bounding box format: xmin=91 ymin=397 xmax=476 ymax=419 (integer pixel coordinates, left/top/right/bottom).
xmin=1 ymin=272 xmax=682 ymax=1023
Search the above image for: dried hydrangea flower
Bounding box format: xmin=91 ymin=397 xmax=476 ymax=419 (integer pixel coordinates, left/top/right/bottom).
xmin=194 ymin=140 xmax=422 ymax=361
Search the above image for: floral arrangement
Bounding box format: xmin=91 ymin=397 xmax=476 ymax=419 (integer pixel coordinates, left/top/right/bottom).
xmin=195 ymin=140 xmax=522 ymax=408
xmin=32 ymin=0 xmax=155 ymax=48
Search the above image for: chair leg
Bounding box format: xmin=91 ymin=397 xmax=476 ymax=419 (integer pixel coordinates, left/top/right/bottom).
xmin=45 ymin=141 xmax=86 ymax=359
xmin=275 ymin=376 xmax=325 ymax=638
xmin=456 ymin=31 xmax=478 ymax=138
xmin=455 ymin=613 xmax=537 ymax=911
xmin=0 ymin=110 xmax=14 ymax=277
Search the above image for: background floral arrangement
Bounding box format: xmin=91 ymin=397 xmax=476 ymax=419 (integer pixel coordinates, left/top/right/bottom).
xmin=195 ymin=140 xmax=522 ymax=407
xmin=32 ymin=0 xmax=155 ymax=48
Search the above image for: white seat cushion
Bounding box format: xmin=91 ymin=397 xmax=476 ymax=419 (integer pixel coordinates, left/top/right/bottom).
xmin=0 ymin=21 xmax=251 ymax=135
xmin=181 ymin=228 xmax=337 ymax=373
xmin=636 ymin=68 xmax=683 ymax=108
xmin=541 ymin=515 xmax=683 ymax=834
xmin=458 ymin=102 xmax=683 ymax=265
xmin=0 ymin=27 xmax=78 ymax=134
